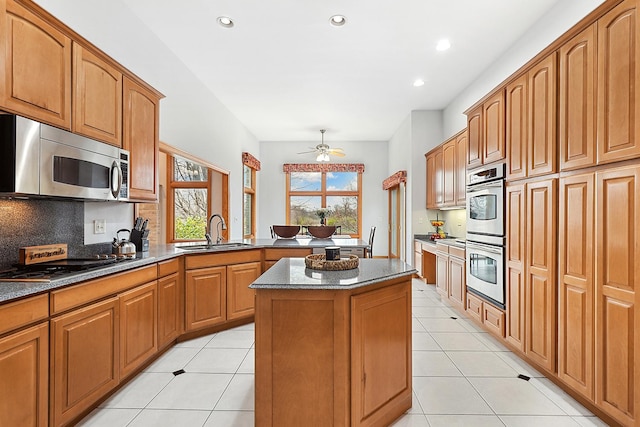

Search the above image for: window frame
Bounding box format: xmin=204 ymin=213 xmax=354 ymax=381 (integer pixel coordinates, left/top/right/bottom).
xmin=243 ymin=164 xmax=257 ymax=239
xmin=166 ymin=154 xmax=213 ymax=243
xmin=285 ymin=166 xmax=363 ymax=238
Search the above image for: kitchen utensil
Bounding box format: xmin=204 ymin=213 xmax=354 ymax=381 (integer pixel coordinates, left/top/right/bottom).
xmin=134 ymin=217 xmax=143 ymax=231
xmin=112 ymin=229 xmax=137 ymax=256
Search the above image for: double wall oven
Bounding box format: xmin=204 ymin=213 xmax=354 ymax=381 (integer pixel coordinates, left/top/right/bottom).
xmin=466 ymin=163 xmax=505 ymax=308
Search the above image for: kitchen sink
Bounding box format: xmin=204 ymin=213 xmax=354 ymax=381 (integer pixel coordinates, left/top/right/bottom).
xmin=175 ymin=243 xmax=252 ymax=251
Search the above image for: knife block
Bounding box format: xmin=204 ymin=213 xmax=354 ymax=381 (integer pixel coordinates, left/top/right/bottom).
xmin=130 ymin=229 xmax=149 ymax=252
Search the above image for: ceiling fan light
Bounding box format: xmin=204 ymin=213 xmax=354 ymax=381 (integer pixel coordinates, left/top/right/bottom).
xmin=316 ymin=152 xmax=330 ymax=162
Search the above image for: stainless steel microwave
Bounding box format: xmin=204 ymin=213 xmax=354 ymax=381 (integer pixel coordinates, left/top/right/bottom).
xmin=0 ymin=114 xmax=129 ymax=201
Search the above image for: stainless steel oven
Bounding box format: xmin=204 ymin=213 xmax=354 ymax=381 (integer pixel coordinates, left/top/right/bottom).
xmin=466 ymin=164 xmax=505 ymax=238
xmin=466 ymin=240 xmax=505 ymax=307
xmin=466 ymin=163 xmax=506 ymax=308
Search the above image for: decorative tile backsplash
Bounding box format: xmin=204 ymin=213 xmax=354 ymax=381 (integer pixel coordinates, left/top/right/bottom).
xmin=0 ymin=199 xmax=111 ymax=269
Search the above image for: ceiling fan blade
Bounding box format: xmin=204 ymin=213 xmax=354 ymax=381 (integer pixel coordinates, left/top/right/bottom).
xmin=297 ymin=150 xmax=317 ymax=154
xmin=329 ymin=151 xmax=346 ymax=157
xmin=329 ymin=147 xmax=344 ymax=153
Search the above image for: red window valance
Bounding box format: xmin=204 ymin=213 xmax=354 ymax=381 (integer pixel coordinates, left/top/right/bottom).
xmin=283 ymin=163 xmax=365 ymax=173
xmin=242 ymin=152 xmax=261 ymax=171
xmin=382 ymin=170 xmax=407 ymax=190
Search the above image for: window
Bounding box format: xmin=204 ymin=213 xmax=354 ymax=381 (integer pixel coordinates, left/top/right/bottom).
xmin=167 ymin=155 xmax=212 ymax=241
xmin=242 ymin=153 xmax=261 ymax=238
xmin=284 ymin=164 xmax=364 ymax=237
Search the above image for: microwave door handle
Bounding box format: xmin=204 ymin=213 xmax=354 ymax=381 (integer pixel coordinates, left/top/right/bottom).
xmin=111 ymin=161 xmax=122 ymax=199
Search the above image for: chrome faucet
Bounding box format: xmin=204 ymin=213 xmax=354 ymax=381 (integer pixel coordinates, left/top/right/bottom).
xmin=205 ymin=214 xmax=227 ymax=245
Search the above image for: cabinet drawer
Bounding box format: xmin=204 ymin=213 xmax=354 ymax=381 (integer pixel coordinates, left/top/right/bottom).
xmin=466 ymin=292 xmax=483 ymax=323
xmin=449 ymin=246 xmax=465 ymax=259
xmin=263 ymin=248 xmax=312 ymax=261
xmin=435 ymin=242 xmax=449 ymax=254
xmin=185 ymin=249 xmax=262 ymax=269
xmin=51 ymin=265 xmax=157 ymax=314
xmin=0 ymin=294 xmax=49 ymax=335
xmin=158 ymin=257 xmax=180 ymax=277
xmin=482 ymin=303 xmax=505 ymax=338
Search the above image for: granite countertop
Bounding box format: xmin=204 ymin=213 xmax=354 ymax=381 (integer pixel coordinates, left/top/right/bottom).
xmin=414 ymin=235 xmax=466 ymax=248
xmin=250 ymin=258 xmax=416 ymax=290
xmin=0 ymin=238 xmax=370 ymax=303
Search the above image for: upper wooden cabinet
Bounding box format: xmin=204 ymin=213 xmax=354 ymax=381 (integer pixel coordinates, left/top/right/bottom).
xmin=466 ymin=90 xmax=505 ymax=168
xmin=123 ymin=76 xmax=160 ymax=201
xmin=426 ymin=129 xmax=467 ymax=209
xmin=0 ymin=0 xmax=71 ymax=128
xmin=72 ymin=42 xmax=123 ymax=146
xmin=506 ymin=53 xmax=557 ymax=180
xmin=597 ymin=0 xmax=640 ymax=165
xmin=559 ymin=25 xmax=597 ymax=171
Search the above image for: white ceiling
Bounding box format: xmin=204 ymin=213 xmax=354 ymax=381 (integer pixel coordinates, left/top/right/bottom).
xmin=120 ymin=0 xmax=564 ymax=142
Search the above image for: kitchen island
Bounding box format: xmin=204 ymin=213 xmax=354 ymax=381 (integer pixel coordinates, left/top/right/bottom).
xmin=251 ymin=258 xmax=416 ymax=427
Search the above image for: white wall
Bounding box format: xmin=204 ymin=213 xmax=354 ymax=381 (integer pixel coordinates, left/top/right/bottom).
xmin=442 ymin=0 xmax=605 ymax=138
xmin=258 ymin=140 xmax=388 ymax=254
xmin=35 ymin=0 xmax=260 ymax=241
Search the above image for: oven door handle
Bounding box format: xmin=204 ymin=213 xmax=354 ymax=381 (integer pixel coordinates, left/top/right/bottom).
xmin=466 ymin=180 xmax=503 ymax=193
xmin=467 ymin=241 xmax=503 ymax=255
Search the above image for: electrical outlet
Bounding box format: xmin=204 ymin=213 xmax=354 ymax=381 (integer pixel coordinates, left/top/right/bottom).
xmin=94 ymin=219 xmax=106 ymax=234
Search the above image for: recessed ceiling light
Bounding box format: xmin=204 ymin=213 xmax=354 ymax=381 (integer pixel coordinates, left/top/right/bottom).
xmin=329 ymin=15 xmax=347 ymax=27
xmin=436 ymin=39 xmax=451 ymax=51
xmin=413 ymin=79 xmax=425 ymax=87
xmin=217 ymin=16 xmax=234 ymax=28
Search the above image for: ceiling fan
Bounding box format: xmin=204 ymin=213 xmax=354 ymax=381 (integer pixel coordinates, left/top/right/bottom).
xmin=297 ymin=129 xmax=345 ymax=162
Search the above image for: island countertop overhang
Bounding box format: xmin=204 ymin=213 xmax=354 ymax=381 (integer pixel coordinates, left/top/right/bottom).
xmin=250 ymin=258 xmax=416 ymax=290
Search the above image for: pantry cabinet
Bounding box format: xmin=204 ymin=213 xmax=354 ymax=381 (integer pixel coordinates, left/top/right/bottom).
xmin=72 ymin=42 xmax=122 ymax=146
xmin=123 ymin=76 xmax=160 ymax=201
xmin=558 ymin=173 xmax=594 ymax=399
xmin=0 ymin=0 xmax=71 ymax=128
xmin=506 ymin=53 xmax=557 ymax=180
xmin=525 ymin=178 xmax=557 ymax=373
xmin=595 ymin=165 xmax=640 ymax=426
xmin=559 ymin=25 xmax=597 ymax=171
xmin=597 ymin=0 xmax=640 ymax=165
xmin=505 ymin=183 xmax=526 ymax=352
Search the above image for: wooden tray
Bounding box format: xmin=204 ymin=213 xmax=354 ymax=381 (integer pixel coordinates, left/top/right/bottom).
xmin=305 ymin=254 xmax=359 ymax=271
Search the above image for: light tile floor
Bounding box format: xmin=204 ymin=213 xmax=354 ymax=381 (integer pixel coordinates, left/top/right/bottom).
xmin=79 ymin=279 xmax=610 ymax=427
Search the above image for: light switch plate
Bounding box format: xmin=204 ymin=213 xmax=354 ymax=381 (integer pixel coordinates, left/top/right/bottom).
xmin=94 ymin=219 xmax=106 ymax=234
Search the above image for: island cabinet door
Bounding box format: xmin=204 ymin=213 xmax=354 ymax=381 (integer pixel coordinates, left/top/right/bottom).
xmin=351 ymin=280 xmax=412 ymax=427
xmin=185 ymin=266 xmax=226 ymax=331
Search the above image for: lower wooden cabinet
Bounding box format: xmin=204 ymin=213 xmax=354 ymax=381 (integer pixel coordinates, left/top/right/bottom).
xmin=0 ymin=322 xmax=48 ymax=427
xmin=185 ymin=266 xmax=226 ymax=331
xmin=466 ymin=292 xmax=505 ymax=339
xmin=263 ymin=248 xmax=312 ymax=271
xmin=51 ymin=297 xmax=119 ymax=427
xmin=435 ymin=245 xmax=448 ymax=297
xmin=227 ymin=262 xmax=261 ymax=321
xmin=435 ymin=243 xmax=465 ymax=310
xmin=158 ymin=270 xmax=183 ymax=349
xmin=119 ymin=281 xmax=157 ymax=378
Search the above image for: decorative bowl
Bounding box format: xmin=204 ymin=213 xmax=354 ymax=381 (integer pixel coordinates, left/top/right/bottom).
xmin=272 ymin=225 xmax=300 ymax=238
xmin=307 ymin=225 xmax=337 ymax=239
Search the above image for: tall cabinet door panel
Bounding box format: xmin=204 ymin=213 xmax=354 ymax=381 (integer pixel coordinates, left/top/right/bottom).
xmin=442 ymin=140 xmax=456 ymax=207
xmin=51 ymin=297 xmax=119 ymax=427
xmin=506 ymin=183 xmax=526 ymax=352
xmin=123 ymin=77 xmax=159 ymax=201
xmin=434 ymin=149 xmax=444 ymax=207
xmin=1 ymin=0 xmax=71 ymax=128
xmin=455 ymin=131 xmax=467 ymax=206
xmin=0 ymin=323 xmax=48 ymax=427
xmin=467 ymin=106 xmax=483 ymax=168
xmin=185 ymin=266 xmax=226 ymax=331
xmin=426 ymin=153 xmax=436 ymax=209
xmin=559 ymin=25 xmax=597 ymax=171
xmin=595 ymin=165 xmax=640 ymax=426
xmin=72 ymin=42 xmax=122 ymax=146
xmin=597 ymin=0 xmax=640 ymax=164
xmin=558 ymin=174 xmax=594 ymax=399
xmin=506 ymin=74 xmax=528 ymax=180
xmin=528 ymin=53 xmax=557 ymax=177
xmin=525 ymin=179 xmax=557 ymax=372
xmin=483 ymin=91 xmax=505 ymax=164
